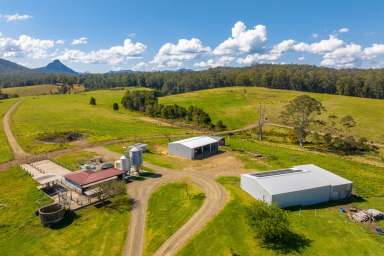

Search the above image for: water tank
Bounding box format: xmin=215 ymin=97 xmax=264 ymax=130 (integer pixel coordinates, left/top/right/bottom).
xmin=120 ymin=155 xmax=130 ymax=172
xmin=129 ymin=147 xmax=143 ymax=167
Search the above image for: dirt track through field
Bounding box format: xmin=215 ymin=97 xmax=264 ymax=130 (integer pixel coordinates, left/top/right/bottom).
xmin=86 ymin=146 xmax=229 ymax=256
xmin=3 ymin=101 xmax=30 ymax=159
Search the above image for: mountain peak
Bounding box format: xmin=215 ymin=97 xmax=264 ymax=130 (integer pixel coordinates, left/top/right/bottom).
xmin=34 ymin=59 xmax=78 ymax=75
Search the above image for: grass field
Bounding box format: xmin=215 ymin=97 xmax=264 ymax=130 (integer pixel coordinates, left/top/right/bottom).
xmin=0 ymin=98 xmax=17 ymax=163
xmin=144 ymin=182 xmax=205 ymax=256
xmin=11 ymin=89 xmax=187 ymax=154
xmin=0 ymin=167 xmax=131 ymax=256
xmin=52 ymin=151 xmax=99 ymax=171
xmin=2 ymin=84 xmax=84 ymax=97
xmin=160 ymin=86 xmax=384 ymax=143
xmin=178 ymin=176 xmax=384 ymax=256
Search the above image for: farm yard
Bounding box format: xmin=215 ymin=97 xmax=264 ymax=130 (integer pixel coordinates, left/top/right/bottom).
xmin=0 ymin=85 xmax=383 ymax=256
xmin=0 ymin=167 xmax=131 ymax=256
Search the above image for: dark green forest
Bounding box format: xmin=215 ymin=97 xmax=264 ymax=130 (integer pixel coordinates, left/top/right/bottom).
xmin=2 ymin=64 xmax=384 ymax=99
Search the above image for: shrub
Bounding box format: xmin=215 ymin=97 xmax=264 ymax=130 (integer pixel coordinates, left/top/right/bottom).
xmin=248 ymin=201 xmax=290 ymax=242
xmin=90 ymin=97 xmax=96 ymax=105
xmin=113 ymin=102 xmax=119 ymax=111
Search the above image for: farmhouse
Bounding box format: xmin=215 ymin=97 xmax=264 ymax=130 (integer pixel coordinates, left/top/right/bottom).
xmin=64 ymin=168 xmax=123 ymax=194
xmin=168 ymin=136 xmax=224 ymax=160
xmin=241 ymin=164 xmax=353 ymax=208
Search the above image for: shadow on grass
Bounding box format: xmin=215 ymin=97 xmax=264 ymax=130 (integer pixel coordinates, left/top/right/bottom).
xmin=261 ymin=231 xmax=312 ymax=254
xmin=50 ymin=210 xmax=78 ymax=230
xmin=285 ymin=194 xmax=366 ymax=211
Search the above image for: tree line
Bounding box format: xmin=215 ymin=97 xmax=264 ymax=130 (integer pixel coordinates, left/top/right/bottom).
xmin=80 ymin=65 xmax=384 ymax=99
xmin=3 ymin=64 xmax=384 ymax=99
xmin=120 ymin=90 xmax=226 ymax=130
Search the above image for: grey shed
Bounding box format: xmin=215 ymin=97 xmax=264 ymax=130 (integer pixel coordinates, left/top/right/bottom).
xmin=241 ymin=164 xmax=353 ymax=208
xmin=168 ymin=136 xmax=223 ymax=160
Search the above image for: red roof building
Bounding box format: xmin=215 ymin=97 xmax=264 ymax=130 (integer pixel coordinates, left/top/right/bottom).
xmin=64 ymin=168 xmax=123 ymax=193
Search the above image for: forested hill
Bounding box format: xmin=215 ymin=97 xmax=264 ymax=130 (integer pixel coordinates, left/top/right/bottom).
xmin=81 ymin=65 xmax=384 ymax=99
xmin=2 ymin=63 xmax=384 ymax=99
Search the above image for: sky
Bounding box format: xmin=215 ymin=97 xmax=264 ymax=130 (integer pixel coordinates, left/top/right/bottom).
xmin=1 ymin=0 xmax=384 ymax=73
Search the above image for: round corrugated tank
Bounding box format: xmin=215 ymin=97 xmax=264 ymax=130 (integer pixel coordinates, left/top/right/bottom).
xmin=38 ymin=203 xmax=66 ymax=226
xmin=129 ymin=147 xmax=143 ymax=167
xmin=120 ymin=155 xmax=130 ymax=171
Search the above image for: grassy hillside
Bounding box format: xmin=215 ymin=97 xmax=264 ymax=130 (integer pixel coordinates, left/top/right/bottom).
xmin=0 ymin=167 xmax=131 ymax=256
xmin=160 ymin=86 xmax=384 ymax=143
xmin=2 ymin=84 xmax=85 ymax=97
xmin=144 ymin=182 xmax=205 ymax=255
xmin=178 ymin=138 xmax=384 ymax=256
xmin=11 ymin=89 xmax=187 ymax=153
xmin=0 ymin=98 xmax=17 ymax=163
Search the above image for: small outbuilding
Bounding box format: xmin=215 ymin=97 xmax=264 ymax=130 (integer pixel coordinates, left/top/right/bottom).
xmin=241 ymin=164 xmax=352 ymax=208
xmin=168 ymin=136 xmax=223 ymax=160
xmin=64 ymin=168 xmax=123 ymax=194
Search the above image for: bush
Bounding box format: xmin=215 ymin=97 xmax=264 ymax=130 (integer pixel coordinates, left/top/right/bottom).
xmin=248 ymin=201 xmax=290 ymax=242
xmin=113 ymin=102 xmax=119 ymax=111
xmin=90 ymin=97 xmax=96 ymax=105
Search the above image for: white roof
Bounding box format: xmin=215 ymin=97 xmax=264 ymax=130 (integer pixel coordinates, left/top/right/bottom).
xmin=169 ymin=136 xmax=221 ymax=149
xmin=242 ymin=164 xmax=352 ymax=195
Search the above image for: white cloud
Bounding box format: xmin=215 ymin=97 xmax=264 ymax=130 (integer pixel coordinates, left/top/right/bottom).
xmin=55 ymin=39 xmax=65 ymax=45
xmin=2 ymin=13 xmax=32 ymax=22
xmin=0 ymin=34 xmax=55 ymax=59
xmin=213 ymin=21 xmax=267 ymax=56
xmin=71 ymin=37 xmax=88 ymax=45
xmin=58 ymin=39 xmax=146 ymax=66
xmin=339 ymin=27 xmax=349 ymax=33
xmin=294 ymin=35 xmax=344 ymax=54
xmin=152 ymin=38 xmax=210 ymax=68
xmin=298 ymin=56 xmax=305 ymax=61
xmin=193 ymin=56 xmax=235 ymax=68
xmin=237 ymin=39 xmax=296 ymax=65
xmin=363 ymin=43 xmax=384 ymax=59
xmin=321 ymin=43 xmax=362 ymax=68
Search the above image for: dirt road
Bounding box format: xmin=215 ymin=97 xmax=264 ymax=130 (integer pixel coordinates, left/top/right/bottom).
xmin=85 ymin=146 xmax=229 ymax=256
xmin=2 ymin=101 xmax=30 ymax=159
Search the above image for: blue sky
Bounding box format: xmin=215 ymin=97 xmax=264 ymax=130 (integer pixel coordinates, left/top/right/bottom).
xmin=1 ymin=0 xmax=384 ymax=72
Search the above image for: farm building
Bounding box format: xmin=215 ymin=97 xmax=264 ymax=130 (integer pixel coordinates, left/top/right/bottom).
xmin=64 ymin=168 xmax=123 ymax=195
xmin=241 ymin=164 xmax=353 ymax=208
xmin=168 ymin=136 xmax=224 ymax=160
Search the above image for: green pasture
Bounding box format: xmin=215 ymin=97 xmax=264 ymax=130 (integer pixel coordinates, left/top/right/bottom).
xmin=145 ymin=182 xmax=205 ymax=255
xmin=161 ymin=86 xmax=384 ymax=143
xmin=11 ymin=89 xmax=187 ymax=154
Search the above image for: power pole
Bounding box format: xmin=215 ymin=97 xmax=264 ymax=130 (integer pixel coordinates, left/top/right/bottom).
xmin=257 ymin=104 xmax=266 ymax=141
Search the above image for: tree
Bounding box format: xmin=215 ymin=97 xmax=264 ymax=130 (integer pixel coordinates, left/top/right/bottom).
xmin=90 ymin=97 xmax=96 ymax=105
xmin=257 ymin=104 xmax=267 ymax=141
xmin=248 ymin=201 xmax=290 ymax=242
xmin=215 ymin=120 xmax=226 ymax=131
xmin=280 ymin=95 xmax=325 ymax=147
xmin=340 ymin=115 xmax=356 ymax=133
xmin=98 ymin=180 xmax=127 ymax=203
xmin=113 ymin=102 xmax=119 ymax=111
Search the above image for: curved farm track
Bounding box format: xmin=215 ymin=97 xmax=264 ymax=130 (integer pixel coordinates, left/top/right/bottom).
xmin=3 ymin=100 xmax=30 ymax=159
xmin=86 ymin=147 xmax=229 ymax=256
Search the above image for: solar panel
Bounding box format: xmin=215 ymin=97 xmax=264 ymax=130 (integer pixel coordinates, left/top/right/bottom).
xmin=250 ymin=169 xmax=303 ymax=178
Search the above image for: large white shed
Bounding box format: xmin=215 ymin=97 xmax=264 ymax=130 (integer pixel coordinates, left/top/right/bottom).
xmin=168 ymin=136 xmax=223 ymax=160
xmin=241 ymin=164 xmax=353 ymax=208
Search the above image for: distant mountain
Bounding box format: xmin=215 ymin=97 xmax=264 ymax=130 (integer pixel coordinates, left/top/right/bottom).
xmin=34 ymin=59 xmax=78 ymax=75
xmin=0 ymin=58 xmax=79 ymax=76
xmin=107 ymin=69 xmax=135 ymax=74
xmin=0 ymin=58 xmax=32 ymax=74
